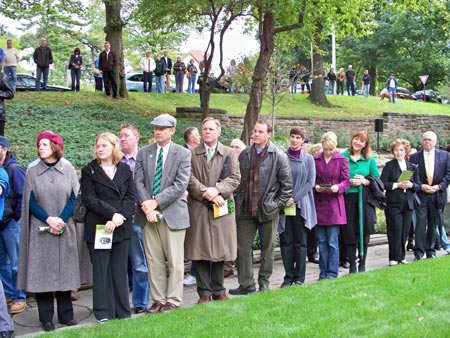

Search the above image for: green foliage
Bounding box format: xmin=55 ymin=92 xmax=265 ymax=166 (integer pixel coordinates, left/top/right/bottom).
xmin=7 ymin=99 xmax=236 ymax=169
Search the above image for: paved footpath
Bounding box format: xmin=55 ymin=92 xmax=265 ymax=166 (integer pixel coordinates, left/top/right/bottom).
xmin=12 ymin=234 xmax=448 ymax=337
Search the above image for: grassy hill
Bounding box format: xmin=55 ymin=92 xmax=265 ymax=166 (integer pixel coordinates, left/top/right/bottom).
xmin=6 ymin=90 xmax=450 ymax=168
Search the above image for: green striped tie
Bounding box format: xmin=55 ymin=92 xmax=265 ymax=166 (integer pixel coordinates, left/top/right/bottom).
xmin=153 ymin=148 xmax=163 ymax=195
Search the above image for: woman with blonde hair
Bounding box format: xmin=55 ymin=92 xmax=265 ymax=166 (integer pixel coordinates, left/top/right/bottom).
xmin=380 ymin=139 xmax=420 ymax=265
xmin=81 ymin=132 xmax=136 ymax=322
xmin=314 ymin=131 xmax=350 ymax=279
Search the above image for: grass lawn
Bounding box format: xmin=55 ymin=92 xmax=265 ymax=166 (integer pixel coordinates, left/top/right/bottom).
xmin=11 ymin=90 xmax=450 ymax=118
xmin=45 ymin=256 xmax=450 ymax=337
xmin=6 ymin=90 xmax=450 ymax=168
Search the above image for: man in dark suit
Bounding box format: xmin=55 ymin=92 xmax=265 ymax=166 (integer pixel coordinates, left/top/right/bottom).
xmin=409 ymin=131 xmax=450 ymax=260
xmin=98 ymin=41 xmax=118 ymax=98
xmin=134 ymin=114 xmax=191 ymax=313
xmin=162 ymin=49 xmax=172 ymax=93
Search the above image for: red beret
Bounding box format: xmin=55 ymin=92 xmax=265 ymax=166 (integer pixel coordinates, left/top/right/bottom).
xmin=36 ymin=131 xmax=64 ymax=150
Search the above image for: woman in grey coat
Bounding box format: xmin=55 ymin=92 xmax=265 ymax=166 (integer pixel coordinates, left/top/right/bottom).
xmin=17 ymin=131 xmax=80 ymax=332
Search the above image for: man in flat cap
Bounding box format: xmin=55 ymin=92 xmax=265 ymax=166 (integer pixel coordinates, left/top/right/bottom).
xmin=134 ymin=114 xmax=191 ymax=313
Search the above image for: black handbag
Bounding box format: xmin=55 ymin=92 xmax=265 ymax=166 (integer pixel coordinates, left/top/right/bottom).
xmin=72 ymin=190 xmax=86 ymax=223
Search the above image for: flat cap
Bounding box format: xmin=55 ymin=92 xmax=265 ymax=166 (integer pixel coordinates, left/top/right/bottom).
xmin=150 ymin=114 xmax=177 ymax=128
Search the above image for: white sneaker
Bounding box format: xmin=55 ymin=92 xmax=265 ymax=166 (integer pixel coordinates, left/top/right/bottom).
xmin=183 ymin=275 xmax=196 ymax=286
xmin=389 ymin=260 xmax=398 ymax=266
xmin=446 ymin=248 xmax=450 ymax=255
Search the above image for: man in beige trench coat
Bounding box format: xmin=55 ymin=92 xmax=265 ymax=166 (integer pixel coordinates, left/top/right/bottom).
xmin=186 ymin=117 xmax=240 ymax=303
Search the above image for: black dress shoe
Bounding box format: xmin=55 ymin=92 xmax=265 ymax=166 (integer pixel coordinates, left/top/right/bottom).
xmin=229 ymin=285 xmax=256 ymax=295
xmin=135 ymin=307 xmax=147 ymax=314
xmin=42 ymin=322 xmax=55 ymax=332
xmin=308 ymin=257 xmax=319 ymax=264
xmin=280 ymin=281 xmax=292 ymax=288
xmin=259 ymin=284 xmax=270 ymax=292
xmin=65 ymin=319 xmax=78 ymax=326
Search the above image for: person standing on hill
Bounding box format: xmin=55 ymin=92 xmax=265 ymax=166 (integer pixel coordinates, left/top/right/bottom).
xmin=345 ymin=65 xmax=356 ymax=96
xmin=0 ymin=73 xmax=14 ymax=136
xmin=99 ymin=41 xmax=118 ymax=99
xmin=3 ymin=39 xmax=20 ymax=92
xmin=33 ymin=38 xmax=53 ymax=92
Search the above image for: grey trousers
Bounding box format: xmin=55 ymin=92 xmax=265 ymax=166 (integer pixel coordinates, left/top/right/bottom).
xmin=236 ymin=211 xmax=278 ymax=288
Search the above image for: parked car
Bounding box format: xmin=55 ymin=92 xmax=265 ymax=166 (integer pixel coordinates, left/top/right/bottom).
xmin=412 ymin=89 xmax=442 ymax=103
xmin=125 ymin=72 xmax=176 ymax=92
xmin=16 ymin=73 xmax=71 ymax=91
xmin=396 ymin=87 xmax=417 ymax=100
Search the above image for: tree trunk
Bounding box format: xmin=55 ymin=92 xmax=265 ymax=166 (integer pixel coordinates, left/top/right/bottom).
xmin=369 ymin=65 xmax=376 ymax=96
xmin=309 ymin=21 xmax=331 ymax=107
xmin=104 ymin=0 xmax=128 ymax=98
xmin=241 ymin=12 xmax=275 ymax=145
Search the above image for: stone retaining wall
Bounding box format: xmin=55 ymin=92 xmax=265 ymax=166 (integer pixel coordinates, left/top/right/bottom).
xmin=176 ymin=107 xmax=450 ymax=146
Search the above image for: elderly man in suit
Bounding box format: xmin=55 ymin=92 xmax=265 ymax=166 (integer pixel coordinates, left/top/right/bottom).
xmin=134 ymin=114 xmax=191 ymax=313
xmin=409 ymin=131 xmax=450 ymax=260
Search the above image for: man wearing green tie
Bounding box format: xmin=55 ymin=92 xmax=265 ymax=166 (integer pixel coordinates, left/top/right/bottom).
xmin=134 ymin=114 xmax=191 ymax=313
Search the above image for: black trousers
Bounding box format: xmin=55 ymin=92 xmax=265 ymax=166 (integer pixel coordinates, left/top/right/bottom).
xmin=414 ymin=194 xmax=439 ymax=258
xmin=385 ymin=198 xmax=412 ymax=261
xmin=280 ymin=212 xmax=308 ymax=284
xmin=88 ymin=240 xmax=131 ymax=320
xmin=35 ymin=291 xmax=73 ymax=324
xmin=194 ymin=260 xmax=225 ymax=297
xmin=143 ymin=71 xmax=153 ymax=92
xmin=102 ymin=69 xmax=118 ymax=97
xmin=94 ymin=76 xmax=103 ymax=91
xmin=307 ymin=227 xmax=317 ymax=259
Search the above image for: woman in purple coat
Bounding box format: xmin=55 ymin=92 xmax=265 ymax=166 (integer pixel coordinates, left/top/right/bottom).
xmin=314 ymin=132 xmax=350 ymax=279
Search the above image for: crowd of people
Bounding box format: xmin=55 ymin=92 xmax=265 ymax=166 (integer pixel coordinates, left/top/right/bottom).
xmin=289 ymin=63 xmax=398 ymax=102
xmin=0 ymin=99 xmax=448 ymax=335
xmin=1 ymin=39 xmax=450 ymax=338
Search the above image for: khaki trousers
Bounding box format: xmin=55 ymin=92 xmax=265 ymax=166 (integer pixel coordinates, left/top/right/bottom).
xmin=142 ymin=219 xmax=186 ymax=306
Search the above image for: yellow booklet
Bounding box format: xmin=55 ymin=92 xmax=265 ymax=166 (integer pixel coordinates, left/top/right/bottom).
xmin=94 ymin=224 xmax=113 ymax=249
xmin=284 ymin=203 xmax=296 ymax=216
xmin=213 ymin=199 xmax=235 ymax=218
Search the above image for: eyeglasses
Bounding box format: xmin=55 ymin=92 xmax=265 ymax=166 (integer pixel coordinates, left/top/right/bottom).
xmin=423 ymin=138 xmax=434 ymax=141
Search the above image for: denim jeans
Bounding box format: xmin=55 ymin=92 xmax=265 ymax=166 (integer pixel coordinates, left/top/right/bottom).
xmin=36 ymin=66 xmax=49 ymax=91
xmin=4 ymin=66 xmax=17 ymax=92
xmin=155 ymin=75 xmax=164 ymax=93
xmin=316 ymin=225 xmax=340 ymax=279
xmin=388 ymin=87 xmax=396 ymax=103
xmin=0 ymin=218 xmax=26 ymax=301
xmin=436 ymin=225 xmax=450 ymax=250
xmin=290 ymin=82 xmax=297 ymax=94
xmin=346 ymin=80 xmax=355 ymax=96
xmin=363 ymin=84 xmax=370 ymax=97
xmin=71 ymin=68 xmax=81 ymax=91
xmin=188 ymin=74 xmax=197 ymax=93
xmin=327 ymin=81 xmax=335 ymax=94
xmin=128 ymin=224 xmax=149 ymax=308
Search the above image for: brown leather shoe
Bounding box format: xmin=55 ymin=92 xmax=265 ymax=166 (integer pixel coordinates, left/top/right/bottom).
xmin=147 ymin=302 xmax=164 ymax=314
xmin=212 ymin=294 xmax=229 ymax=301
xmin=160 ymin=302 xmax=179 ymax=313
xmin=197 ymin=296 xmax=211 ymax=304
xmin=224 ymin=269 xmax=234 ymax=278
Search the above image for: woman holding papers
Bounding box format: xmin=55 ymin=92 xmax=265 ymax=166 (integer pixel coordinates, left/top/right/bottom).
xmin=17 ymin=131 xmax=79 ymax=332
xmin=278 ymin=127 xmax=316 ymax=288
xmin=313 ymin=131 xmax=350 ymax=279
xmin=380 ymin=139 xmax=420 ymax=266
xmin=81 ymin=132 xmax=135 ymax=322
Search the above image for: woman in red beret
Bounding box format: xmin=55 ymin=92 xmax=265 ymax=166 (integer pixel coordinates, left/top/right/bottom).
xmin=17 ymin=131 xmax=80 ymax=332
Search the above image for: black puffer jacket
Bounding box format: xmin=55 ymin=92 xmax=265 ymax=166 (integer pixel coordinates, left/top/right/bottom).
xmin=0 ymin=73 xmax=14 ymax=121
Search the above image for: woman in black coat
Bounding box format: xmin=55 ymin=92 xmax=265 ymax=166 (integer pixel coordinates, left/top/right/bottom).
xmin=380 ymin=139 xmax=420 ymax=266
xmin=81 ymin=132 xmax=135 ymax=322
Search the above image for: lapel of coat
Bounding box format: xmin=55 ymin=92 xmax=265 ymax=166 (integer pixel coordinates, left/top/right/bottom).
xmin=147 ymin=144 xmax=158 ymax=190
xmin=161 ymin=142 xmax=176 ymax=189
